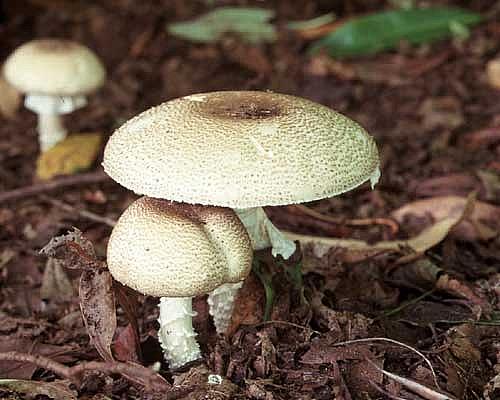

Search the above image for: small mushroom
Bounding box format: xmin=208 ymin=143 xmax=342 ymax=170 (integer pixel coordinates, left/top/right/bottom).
xmin=103 ymin=91 xmax=379 ymax=338
xmin=107 ymin=196 xmax=252 ymax=368
xmin=3 ymin=39 xmax=105 ymax=151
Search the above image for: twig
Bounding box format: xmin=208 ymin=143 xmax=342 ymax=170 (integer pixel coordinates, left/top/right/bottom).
xmin=40 ymin=195 xmax=117 ymax=227
xmin=0 ymin=170 xmax=109 ymax=204
xmin=293 ymin=204 xmax=399 ymax=235
xmin=0 ymin=351 xmax=174 ymax=394
xmin=330 ymin=337 xmax=440 ymax=390
xmin=367 ymin=379 xmax=408 ymax=400
xmin=367 ymin=359 xmax=455 ymax=400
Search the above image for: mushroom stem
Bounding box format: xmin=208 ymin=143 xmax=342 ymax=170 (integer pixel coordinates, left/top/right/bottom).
xmin=37 ymin=112 xmax=67 ymax=151
xmin=235 ymin=207 xmax=296 ymax=260
xmin=207 ymin=281 xmax=243 ymax=334
xmin=157 ymin=297 xmax=201 ymax=369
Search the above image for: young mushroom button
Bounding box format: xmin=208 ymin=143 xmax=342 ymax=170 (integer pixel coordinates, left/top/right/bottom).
xmin=103 ymin=91 xmax=380 ymax=259
xmin=106 ymin=197 xmax=253 ymax=369
xmin=3 ymin=39 xmax=106 ymax=151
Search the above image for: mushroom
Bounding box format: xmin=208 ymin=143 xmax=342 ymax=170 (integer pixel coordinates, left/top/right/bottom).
xmin=103 ymin=90 xmax=379 ymax=335
xmin=103 ymin=91 xmax=379 ymax=254
xmin=107 ymin=196 xmax=252 ymax=368
xmin=3 ymin=39 xmax=106 ymax=151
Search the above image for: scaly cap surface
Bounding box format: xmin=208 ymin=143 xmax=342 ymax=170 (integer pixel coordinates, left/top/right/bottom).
xmin=107 ymin=197 xmax=253 ymax=297
xmin=103 ymin=91 xmax=379 ymax=207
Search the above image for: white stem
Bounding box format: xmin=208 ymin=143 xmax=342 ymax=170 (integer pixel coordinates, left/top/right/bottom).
xmin=157 ymin=297 xmax=201 ymax=369
xmin=207 ymin=282 xmax=243 ymax=334
xmin=235 ymin=207 xmax=296 ymax=259
xmin=37 ymin=113 xmax=67 ymax=151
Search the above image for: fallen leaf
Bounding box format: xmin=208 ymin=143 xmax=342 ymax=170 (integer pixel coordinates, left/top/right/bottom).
xmin=0 ymin=379 xmax=77 ymax=400
xmin=436 ymin=274 xmax=491 ymax=312
xmin=287 ymin=212 xmax=463 ymax=261
xmin=40 ymin=228 xmax=100 ymax=271
xmin=447 ymin=324 xmax=481 ymax=362
xmin=113 ymin=324 xmax=139 ymax=362
xmin=41 ymin=229 xmax=117 ymax=361
xmin=309 ymin=7 xmax=481 ymax=58
xmin=392 ymin=196 xmax=500 ymax=241
xmin=287 ymin=195 xmax=472 ymax=271
xmin=167 ymin=7 xmax=276 ymax=44
xmin=486 ymin=58 xmax=500 ymax=90
xmin=36 ymin=133 xmax=102 ymax=180
xmin=227 ymin=273 xmax=264 ymax=335
xmin=411 ymin=174 xmax=479 ymax=198
xmin=0 ymin=73 xmax=21 ymax=119
xmin=80 ymin=268 xmax=116 ymax=362
xmin=0 ymin=339 xmax=77 ymax=379
xmin=40 ymin=258 xmax=74 ymax=302
xmin=476 ymin=170 xmax=500 ymax=202
xmin=113 ymin=282 xmax=141 ymax=360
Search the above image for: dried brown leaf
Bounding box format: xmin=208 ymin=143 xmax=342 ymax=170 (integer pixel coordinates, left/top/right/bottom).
xmin=412 ymin=174 xmax=479 ymax=198
xmin=80 ymin=268 xmax=116 ymax=362
xmin=392 ymin=196 xmax=500 ymax=241
xmin=436 ymin=274 xmax=491 ymax=312
xmin=228 ymin=274 xmax=264 ymax=335
xmin=0 ymin=339 xmax=77 ymax=379
xmin=40 ymin=258 xmax=74 ymax=302
xmin=40 ymin=228 xmax=100 ymax=270
xmin=0 ymin=379 xmax=77 ymax=400
xmin=113 ymin=324 xmax=139 ymax=362
xmin=113 ymin=281 xmax=141 ymax=360
xmin=0 ymin=74 xmax=21 ymax=119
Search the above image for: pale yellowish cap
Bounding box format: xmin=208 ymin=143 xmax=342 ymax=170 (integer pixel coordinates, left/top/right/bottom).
xmin=107 ymin=197 xmax=253 ymax=297
xmin=3 ymin=39 xmax=105 ymax=96
xmin=103 ymin=91 xmax=379 ymax=208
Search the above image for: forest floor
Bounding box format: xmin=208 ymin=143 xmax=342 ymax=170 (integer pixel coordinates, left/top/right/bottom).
xmin=1 ymin=1 xmax=500 ymax=399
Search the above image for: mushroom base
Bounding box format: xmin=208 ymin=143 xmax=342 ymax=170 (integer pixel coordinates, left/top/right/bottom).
xmin=234 ymin=207 xmax=296 ymax=259
xmin=207 ymin=281 xmax=243 ymax=334
xmin=157 ymin=297 xmax=201 ymax=369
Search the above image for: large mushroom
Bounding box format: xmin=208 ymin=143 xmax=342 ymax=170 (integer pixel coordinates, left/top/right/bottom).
xmin=103 ymin=90 xmax=379 ymax=337
xmin=107 ymin=197 xmax=253 ymax=368
xmin=3 ymin=39 xmax=105 ymax=151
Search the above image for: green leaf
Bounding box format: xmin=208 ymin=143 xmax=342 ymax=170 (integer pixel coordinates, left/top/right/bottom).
xmin=252 ymin=259 xmax=274 ymax=322
xmin=310 ymin=7 xmax=481 ymax=58
xmin=167 ymin=7 xmax=277 ymax=44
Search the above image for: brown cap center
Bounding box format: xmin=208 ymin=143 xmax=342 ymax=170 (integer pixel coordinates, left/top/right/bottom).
xmin=199 ymin=92 xmax=282 ymax=120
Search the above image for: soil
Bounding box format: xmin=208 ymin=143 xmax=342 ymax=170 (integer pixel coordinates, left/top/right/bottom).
xmin=1 ymin=1 xmax=500 ymax=399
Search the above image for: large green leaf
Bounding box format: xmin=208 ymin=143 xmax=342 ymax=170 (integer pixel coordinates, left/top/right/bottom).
xmin=167 ymin=7 xmax=276 ymax=44
xmin=310 ymin=7 xmax=481 ymax=58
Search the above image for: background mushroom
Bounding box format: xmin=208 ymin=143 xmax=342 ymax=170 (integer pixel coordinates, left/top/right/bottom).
xmin=103 ymin=91 xmax=379 ymax=334
xmin=107 ymin=196 xmax=253 ymax=368
xmin=3 ymin=38 xmax=105 ymax=151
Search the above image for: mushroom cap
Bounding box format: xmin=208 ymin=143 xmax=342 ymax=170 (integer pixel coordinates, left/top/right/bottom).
xmin=103 ymin=91 xmax=379 ymax=208
xmin=107 ymin=197 xmax=253 ymax=298
xmin=3 ymin=39 xmax=105 ymax=96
